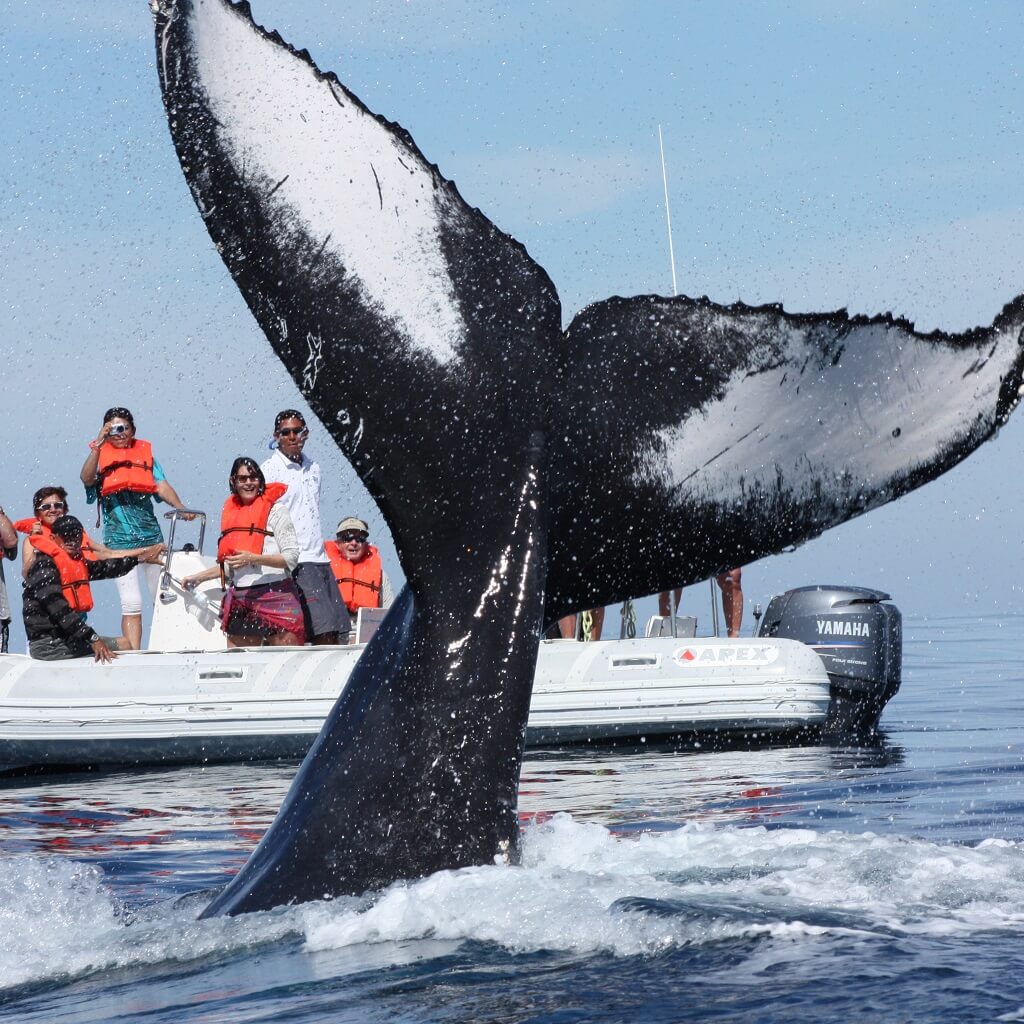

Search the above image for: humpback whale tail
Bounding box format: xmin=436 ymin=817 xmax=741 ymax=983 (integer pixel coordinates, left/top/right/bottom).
xmin=545 ymin=293 xmax=1024 ymax=614
xmin=152 ymin=0 xmax=1024 ymax=915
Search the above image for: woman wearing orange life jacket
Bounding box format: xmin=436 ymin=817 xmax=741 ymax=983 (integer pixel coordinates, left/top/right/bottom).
xmin=17 ymin=485 xmax=163 ymax=578
xmin=324 ymin=517 xmax=394 ymax=642
xmin=182 ymin=457 xmax=305 ymax=647
xmin=80 ymin=407 xmax=192 ymax=651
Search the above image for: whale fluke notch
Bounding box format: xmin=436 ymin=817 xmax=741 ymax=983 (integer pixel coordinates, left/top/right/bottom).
xmin=152 ymin=0 xmax=1024 ymax=915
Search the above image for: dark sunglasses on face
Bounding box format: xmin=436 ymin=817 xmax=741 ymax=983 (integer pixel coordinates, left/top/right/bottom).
xmin=37 ymin=502 xmax=67 ymax=512
xmin=339 ymin=532 xmax=368 ymax=543
xmin=234 ymin=474 xmax=259 ymax=483
xmin=276 ymin=427 xmax=307 ymax=437
xmin=108 ymin=424 xmax=129 ymax=435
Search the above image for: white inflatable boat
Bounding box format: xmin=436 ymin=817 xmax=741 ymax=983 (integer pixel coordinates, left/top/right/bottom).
xmin=0 ymin=515 xmax=882 ymax=769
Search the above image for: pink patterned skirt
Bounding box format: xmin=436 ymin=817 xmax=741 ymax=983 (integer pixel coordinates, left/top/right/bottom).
xmin=221 ymin=578 xmax=306 ymax=642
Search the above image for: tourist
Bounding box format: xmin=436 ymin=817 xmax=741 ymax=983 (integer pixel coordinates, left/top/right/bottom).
xmin=17 ymin=485 xmax=163 ymax=578
xmin=261 ymin=410 xmax=350 ymax=644
xmin=0 ymin=504 xmax=16 ymax=653
xmin=22 ymin=515 xmax=161 ymax=662
xmin=79 ymin=408 xmax=192 ymax=650
xmin=716 ymin=567 xmax=743 ymax=638
xmin=324 ymin=516 xmax=393 ymax=641
xmin=659 ymin=567 xmax=744 ymax=637
xmin=182 ymin=457 xmax=305 ymax=648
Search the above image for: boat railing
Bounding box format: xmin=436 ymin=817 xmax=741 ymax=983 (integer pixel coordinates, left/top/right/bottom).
xmin=161 ymin=508 xmax=208 ymax=589
xmin=664 ymin=581 xmax=720 ymax=639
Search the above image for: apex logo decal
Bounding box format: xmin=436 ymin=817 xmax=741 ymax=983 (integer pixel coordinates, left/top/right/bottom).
xmin=816 ymin=619 xmax=871 ymax=637
xmin=673 ymin=644 xmax=780 ymax=667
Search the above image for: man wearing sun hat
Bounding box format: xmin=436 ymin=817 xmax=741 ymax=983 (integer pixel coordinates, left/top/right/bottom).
xmin=324 ymin=517 xmax=394 ymax=639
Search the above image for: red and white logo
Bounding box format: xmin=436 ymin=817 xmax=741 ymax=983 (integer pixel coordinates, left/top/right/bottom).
xmin=673 ymin=644 xmax=780 ymax=667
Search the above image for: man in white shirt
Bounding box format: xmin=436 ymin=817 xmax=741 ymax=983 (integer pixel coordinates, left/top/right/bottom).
xmin=261 ymin=410 xmax=351 ymax=644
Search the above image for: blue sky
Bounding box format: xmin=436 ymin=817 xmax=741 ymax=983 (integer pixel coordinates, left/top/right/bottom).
xmin=2 ymin=0 xmax=1023 ymax=644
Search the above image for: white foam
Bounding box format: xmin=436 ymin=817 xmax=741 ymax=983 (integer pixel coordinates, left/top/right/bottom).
xmin=303 ymin=814 xmax=1024 ymax=956
xmin=4 ymin=815 xmax=1024 ymax=989
xmin=0 ymin=856 xmax=296 ymax=991
xmin=185 ymin=0 xmax=468 ymax=365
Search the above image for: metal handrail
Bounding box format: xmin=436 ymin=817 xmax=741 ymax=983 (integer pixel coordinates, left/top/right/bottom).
xmin=160 ymin=508 xmax=207 ymax=588
xmin=667 ymin=579 xmax=720 ymax=638
xmin=709 ymin=578 xmax=720 ymax=637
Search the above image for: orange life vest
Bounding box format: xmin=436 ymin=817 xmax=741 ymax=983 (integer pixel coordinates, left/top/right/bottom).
xmin=217 ymin=483 xmax=288 ymax=562
xmin=28 ymin=534 xmax=94 ymax=613
xmin=15 ymin=518 xmax=98 ymax=560
xmin=325 ymin=541 xmax=383 ymax=612
xmin=97 ymin=439 xmax=158 ymax=496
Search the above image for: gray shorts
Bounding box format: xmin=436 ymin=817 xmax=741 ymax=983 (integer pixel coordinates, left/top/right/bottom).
xmin=293 ymin=562 xmax=351 ymax=639
xmin=29 ymin=635 xmax=121 ymax=661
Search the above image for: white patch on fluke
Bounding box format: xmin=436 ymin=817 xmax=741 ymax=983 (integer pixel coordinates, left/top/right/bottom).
xmin=187 ymin=0 xmax=467 ymax=364
xmin=648 ymin=316 xmax=1020 ymax=511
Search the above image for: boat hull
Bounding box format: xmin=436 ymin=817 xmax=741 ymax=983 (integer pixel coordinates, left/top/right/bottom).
xmin=0 ymin=637 xmax=830 ymax=768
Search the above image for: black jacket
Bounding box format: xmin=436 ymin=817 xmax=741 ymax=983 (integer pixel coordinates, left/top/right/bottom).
xmin=22 ymin=552 xmax=138 ymax=645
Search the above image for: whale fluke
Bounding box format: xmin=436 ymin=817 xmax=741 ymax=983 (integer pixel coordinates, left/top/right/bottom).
xmin=545 ymin=294 xmax=1024 ymax=614
xmin=152 ymin=0 xmax=1024 ymax=915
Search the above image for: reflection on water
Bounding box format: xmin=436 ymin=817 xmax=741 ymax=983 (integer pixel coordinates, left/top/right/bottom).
xmin=520 ymin=737 xmax=905 ymax=832
xmin=0 ymin=734 xmax=905 ymax=902
xmin=0 ymin=763 xmax=293 ymax=895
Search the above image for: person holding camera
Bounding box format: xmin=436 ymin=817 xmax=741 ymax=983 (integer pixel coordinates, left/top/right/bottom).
xmin=79 ymin=407 xmax=191 ymax=650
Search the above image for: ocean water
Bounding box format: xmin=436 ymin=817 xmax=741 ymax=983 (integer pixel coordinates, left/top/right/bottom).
xmin=1 ymin=615 xmax=1023 ymax=1023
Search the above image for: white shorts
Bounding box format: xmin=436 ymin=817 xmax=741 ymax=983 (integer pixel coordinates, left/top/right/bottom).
xmin=115 ymin=562 xmax=163 ymax=616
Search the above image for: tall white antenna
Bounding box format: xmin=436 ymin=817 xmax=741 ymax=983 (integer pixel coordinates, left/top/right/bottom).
xmin=657 ymin=125 xmax=721 ymax=636
xmin=658 ymin=123 xmax=678 ymax=298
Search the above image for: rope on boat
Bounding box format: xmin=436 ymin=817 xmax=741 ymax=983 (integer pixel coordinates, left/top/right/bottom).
xmin=581 ymin=609 xmax=594 ymax=642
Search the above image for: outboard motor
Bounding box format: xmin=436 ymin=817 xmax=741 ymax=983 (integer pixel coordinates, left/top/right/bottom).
xmin=755 ymin=586 xmax=902 ymax=735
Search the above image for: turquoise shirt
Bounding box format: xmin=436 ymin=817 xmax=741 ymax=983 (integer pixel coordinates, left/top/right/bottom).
xmin=85 ymin=458 xmax=167 ymax=550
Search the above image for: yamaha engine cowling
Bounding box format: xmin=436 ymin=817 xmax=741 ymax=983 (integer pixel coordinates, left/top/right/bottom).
xmin=755 ymin=585 xmax=901 ymax=734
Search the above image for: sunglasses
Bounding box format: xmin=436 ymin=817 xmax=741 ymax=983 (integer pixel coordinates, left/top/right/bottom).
xmin=37 ymin=502 xmax=67 ymax=513
xmin=276 ymin=427 xmax=307 ymax=437
xmin=233 ymin=474 xmax=260 ymax=483
xmin=338 ymin=532 xmax=368 ymax=543
xmin=108 ymin=424 xmax=130 ymax=435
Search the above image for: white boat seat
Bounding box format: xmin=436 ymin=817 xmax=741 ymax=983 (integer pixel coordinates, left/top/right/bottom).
xmin=644 ymin=615 xmax=697 ymax=639
xmin=355 ymin=607 xmax=387 ymax=644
